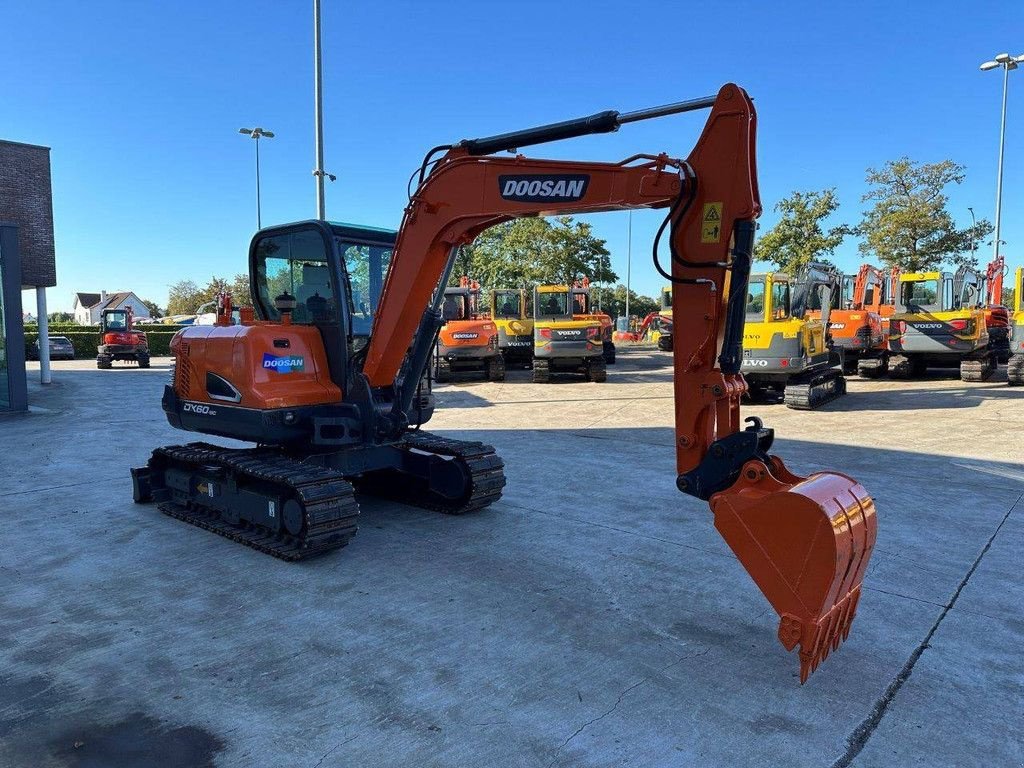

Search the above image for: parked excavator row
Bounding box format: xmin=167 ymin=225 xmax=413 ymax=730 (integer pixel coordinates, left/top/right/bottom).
xmin=130 ymin=85 xmax=876 ymax=682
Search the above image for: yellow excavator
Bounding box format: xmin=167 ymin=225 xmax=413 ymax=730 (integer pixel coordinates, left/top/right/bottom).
xmin=889 ymin=267 xmax=994 ymax=381
xmin=742 ymin=264 xmax=846 ymax=409
xmin=533 ymin=284 xmax=606 ymax=382
xmin=652 ymin=285 xmax=674 ymax=350
xmin=1008 ymin=266 xmax=1023 ymax=385
xmin=490 ymin=288 xmax=534 ymax=368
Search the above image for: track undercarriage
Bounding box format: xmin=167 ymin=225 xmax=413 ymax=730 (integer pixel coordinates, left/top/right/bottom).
xmin=132 ymin=432 xmax=506 ymax=561
xmin=783 ymin=367 xmax=847 ymax=410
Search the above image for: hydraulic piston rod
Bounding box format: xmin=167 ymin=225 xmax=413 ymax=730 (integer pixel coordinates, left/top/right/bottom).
xmin=458 ymin=95 xmax=717 ymax=156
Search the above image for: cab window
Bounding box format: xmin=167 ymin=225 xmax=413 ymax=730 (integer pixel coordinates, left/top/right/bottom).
xmin=254 ymin=229 xmax=338 ymax=325
xmin=771 ymin=282 xmax=790 ymax=320
xmin=104 ymin=310 xmax=128 ymax=330
xmin=536 ymin=292 xmax=570 ymax=317
xmin=662 ymin=289 xmax=672 ymax=310
xmin=342 ymin=241 xmax=392 ymax=336
xmin=746 ymin=280 xmax=766 ymax=321
xmin=442 ymin=293 xmax=469 ymax=322
xmin=901 ymin=280 xmax=940 ymax=312
xmin=493 ymin=291 xmax=521 ymax=318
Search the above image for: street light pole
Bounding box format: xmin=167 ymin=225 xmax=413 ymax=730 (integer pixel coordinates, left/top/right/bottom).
xmin=624 ymin=210 xmax=632 ymax=327
xmin=313 ymin=0 xmax=325 ymax=219
xmin=980 ymin=52 xmax=1023 ymax=261
xmin=968 ymin=206 xmax=977 ymax=260
xmin=239 ymin=127 xmax=275 ymax=229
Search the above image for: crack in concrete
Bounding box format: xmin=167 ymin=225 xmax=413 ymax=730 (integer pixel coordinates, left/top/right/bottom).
xmin=861 ymin=586 xmax=947 ymax=608
xmin=831 ymin=493 xmax=1021 ymax=768
xmin=311 ymin=734 xmax=357 ymax=768
xmin=545 ymin=647 xmax=710 ymax=768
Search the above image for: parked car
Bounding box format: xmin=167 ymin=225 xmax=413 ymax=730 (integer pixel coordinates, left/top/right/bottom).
xmin=27 ymin=335 xmax=76 ymax=361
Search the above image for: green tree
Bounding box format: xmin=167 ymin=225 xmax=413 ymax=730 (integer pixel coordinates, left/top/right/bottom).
xmin=229 ymin=274 xmax=251 ymax=304
xmin=166 ymin=280 xmax=204 ymax=315
xmin=47 ymin=311 xmax=74 ymax=323
xmin=463 ymin=216 xmax=617 ymax=289
xmin=858 ymin=157 xmax=993 ymax=271
xmin=755 ymin=189 xmax=851 ymax=273
xmin=140 ymin=299 xmax=164 ymax=318
xmin=591 ymin=284 xmax=658 ymax=319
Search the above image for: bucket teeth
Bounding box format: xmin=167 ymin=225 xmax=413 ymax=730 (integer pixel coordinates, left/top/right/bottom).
xmin=789 ymin=586 xmax=863 ymax=684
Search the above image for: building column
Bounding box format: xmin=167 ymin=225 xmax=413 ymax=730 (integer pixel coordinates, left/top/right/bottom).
xmin=36 ymin=286 xmax=51 ymax=384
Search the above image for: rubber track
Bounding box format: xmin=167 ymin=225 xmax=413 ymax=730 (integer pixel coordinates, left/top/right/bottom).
xmin=588 ymin=356 xmax=607 ymax=383
xmin=784 ymin=368 xmax=847 ymax=410
xmin=887 ymin=355 xmax=917 ymax=380
xmin=356 ymin=431 xmax=506 ymax=515
xmin=150 ymin=442 xmax=359 ymax=561
xmin=960 ymin=353 xmax=996 ymax=382
xmin=533 ymin=359 xmax=550 ymax=383
xmin=1008 ymin=354 xmax=1024 ymax=386
xmin=856 ymin=357 xmax=887 ymax=379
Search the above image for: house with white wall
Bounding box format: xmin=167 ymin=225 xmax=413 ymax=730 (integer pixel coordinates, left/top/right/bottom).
xmin=73 ymin=291 xmax=152 ymax=325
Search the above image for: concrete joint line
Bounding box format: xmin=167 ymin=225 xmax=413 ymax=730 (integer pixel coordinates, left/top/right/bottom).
xmin=831 ymin=493 xmax=1022 ymax=768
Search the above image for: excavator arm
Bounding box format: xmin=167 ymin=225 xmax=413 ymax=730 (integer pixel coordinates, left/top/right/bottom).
xmin=364 ymin=84 xmax=876 ymax=682
xmin=986 ymin=255 xmax=1006 ymax=305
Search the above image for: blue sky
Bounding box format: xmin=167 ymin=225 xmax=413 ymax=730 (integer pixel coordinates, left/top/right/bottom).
xmin=4 ymin=0 xmax=1021 ymax=313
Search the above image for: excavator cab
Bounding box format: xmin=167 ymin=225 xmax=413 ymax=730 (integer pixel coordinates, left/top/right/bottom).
xmin=490 ymin=288 xmax=534 ymax=368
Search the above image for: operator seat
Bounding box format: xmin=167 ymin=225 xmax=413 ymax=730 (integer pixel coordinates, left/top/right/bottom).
xmin=295 ymin=263 xmax=332 ymax=322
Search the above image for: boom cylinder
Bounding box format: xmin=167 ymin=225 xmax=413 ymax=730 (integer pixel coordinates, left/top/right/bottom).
xmin=458 ymin=95 xmax=717 ymax=156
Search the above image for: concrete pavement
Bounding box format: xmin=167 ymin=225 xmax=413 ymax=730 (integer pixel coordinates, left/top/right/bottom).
xmin=1 ymin=348 xmax=1021 ymax=767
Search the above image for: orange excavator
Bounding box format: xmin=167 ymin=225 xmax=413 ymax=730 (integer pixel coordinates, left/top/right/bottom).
xmin=828 ymin=264 xmax=887 ymax=376
xmin=571 ymin=278 xmax=617 ymax=363
xmin=435 ymin=277 xmax=504 ymax=382
xmin=131 ymin=85 xmax=876 ymax=682
xmin=981 ymin=255 xmax=1011 ymax=363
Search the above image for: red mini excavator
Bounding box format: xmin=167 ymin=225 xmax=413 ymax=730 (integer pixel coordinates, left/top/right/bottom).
xmin=97 ymin=305 xmax=149 ymax=369
xmin=132 ymin=85 xmax=877 ymax=682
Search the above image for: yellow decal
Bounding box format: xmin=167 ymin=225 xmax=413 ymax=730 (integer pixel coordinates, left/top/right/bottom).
xmin=701 ymin=202 xmax=723 ymax=243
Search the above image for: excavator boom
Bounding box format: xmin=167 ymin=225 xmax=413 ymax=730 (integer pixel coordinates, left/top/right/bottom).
xmin=362 ymin=84 xmax=876 ymax=681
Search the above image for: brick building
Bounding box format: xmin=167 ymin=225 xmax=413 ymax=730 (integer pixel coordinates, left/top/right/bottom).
xmin=0 ymin=139 xmax=57 ymax=411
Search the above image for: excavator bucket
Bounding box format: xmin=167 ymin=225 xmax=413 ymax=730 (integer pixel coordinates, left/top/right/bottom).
xmin=709 ymin=456 xmax=877 ymax=683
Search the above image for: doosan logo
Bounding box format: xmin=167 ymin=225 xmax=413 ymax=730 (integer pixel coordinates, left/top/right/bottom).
xmin=262 ymin=353 xmax=306 ymax=373
xmin=499 ymin=174 xmax=590 ymax=203
xmin=451 ymin=332 xmax=479 ymax=340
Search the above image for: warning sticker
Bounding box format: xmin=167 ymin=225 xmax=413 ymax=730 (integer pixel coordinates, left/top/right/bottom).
xmin=701 ymin=202 xmax=723 ymax=243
